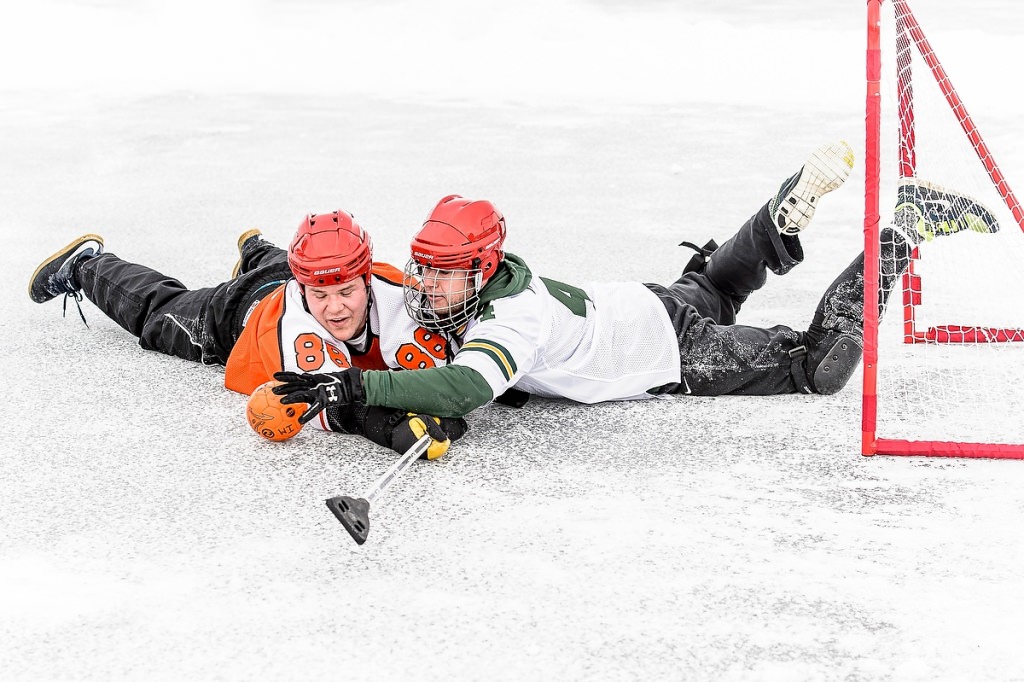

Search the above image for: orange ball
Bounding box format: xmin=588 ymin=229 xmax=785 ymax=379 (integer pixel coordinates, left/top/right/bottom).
xmin=246 ymin=380 xmax=307 ymax=442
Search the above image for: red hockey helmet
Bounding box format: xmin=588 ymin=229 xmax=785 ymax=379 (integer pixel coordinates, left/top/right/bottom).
xmin=409 ymin=195 xmax=506 ymax=279
xmin=403 ymin=196 xmax=507 ymax=333
xmin=287 ymin=210 xmax=373 ymax=287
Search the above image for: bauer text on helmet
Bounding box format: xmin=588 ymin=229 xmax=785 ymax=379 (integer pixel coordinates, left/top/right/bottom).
xmin=288 ymin=210 xmax=373 ymax=287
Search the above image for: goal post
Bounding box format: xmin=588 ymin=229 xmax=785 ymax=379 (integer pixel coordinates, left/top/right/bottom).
xmin=862 ymin=0 xmax=1024 ymax=458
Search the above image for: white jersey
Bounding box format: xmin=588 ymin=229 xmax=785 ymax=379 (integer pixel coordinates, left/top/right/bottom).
xmin=451 ymin=277 xmax=681 ymax=403
xmin=274 ymin=268 xmax=450 ymax=376
xmin=366 ymin=270 xmax=451 ymax=372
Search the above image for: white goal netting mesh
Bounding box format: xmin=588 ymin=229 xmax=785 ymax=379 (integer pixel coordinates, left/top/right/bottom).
xmin=873 ymin=0 xmax=1024 ymax=447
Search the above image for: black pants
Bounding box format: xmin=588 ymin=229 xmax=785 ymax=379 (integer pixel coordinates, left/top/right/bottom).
xmin=646 ymin=203 xmax=910 ymax=396
xmin=75 ymin=241 xmax=291 ymax=365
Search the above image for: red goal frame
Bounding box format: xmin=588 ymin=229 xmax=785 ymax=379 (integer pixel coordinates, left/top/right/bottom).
xmin=862 ymin=0 xmax=1024 ymax=458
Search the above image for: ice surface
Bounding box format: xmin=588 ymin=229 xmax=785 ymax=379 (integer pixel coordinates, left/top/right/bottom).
xmin=3 ymin=1 xmax=1024 ymax=680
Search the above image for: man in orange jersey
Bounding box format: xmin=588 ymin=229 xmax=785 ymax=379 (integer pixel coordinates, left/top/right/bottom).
xmin=28 ymin=210 xmax=467 ymax=459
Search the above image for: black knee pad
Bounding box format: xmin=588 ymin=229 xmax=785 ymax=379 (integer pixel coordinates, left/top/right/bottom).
xmin=787 ymin=332 xmax=863 ymax=395
xmin=805 ymin=332 xmax=863 ymax=395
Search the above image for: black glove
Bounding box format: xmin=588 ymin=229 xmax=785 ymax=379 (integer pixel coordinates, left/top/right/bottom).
xmin=328 ymin=404 xmax=468 ymax=460
xmin=272 ymin=369 xmax=364 ymax=425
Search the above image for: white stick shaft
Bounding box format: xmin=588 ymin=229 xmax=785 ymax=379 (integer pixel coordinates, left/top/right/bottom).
xmin=362 ymin=434 xmax=432 ymax=505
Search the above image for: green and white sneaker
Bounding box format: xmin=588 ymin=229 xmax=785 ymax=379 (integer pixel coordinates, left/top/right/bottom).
xmin=894 ymin=178 xmax=1000 ymax=244
xmin=769 ymin=140 xmax=855 ymax=235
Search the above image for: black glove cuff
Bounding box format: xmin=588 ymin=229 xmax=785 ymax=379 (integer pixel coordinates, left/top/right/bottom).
xmin=348 ymin=368 xmax=366 ymax=403
xmin=324 ymin=401 xmax=371 ymax=435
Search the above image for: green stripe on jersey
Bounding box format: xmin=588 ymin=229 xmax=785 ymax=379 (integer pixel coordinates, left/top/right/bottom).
xmin=461 ymin=340 xmax=517 ymax=381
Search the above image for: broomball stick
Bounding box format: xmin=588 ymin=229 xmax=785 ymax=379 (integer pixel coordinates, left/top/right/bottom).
xmin=325 ymin=434 xmax=432 ymax=545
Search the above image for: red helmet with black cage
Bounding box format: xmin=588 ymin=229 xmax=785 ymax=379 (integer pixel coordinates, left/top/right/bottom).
xmin=403 ymin=195 xmax=507 ymax=333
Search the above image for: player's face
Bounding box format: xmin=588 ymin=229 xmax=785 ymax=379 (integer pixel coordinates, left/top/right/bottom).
xmin=304 ymin=278 xmax=370 ymax=341
xmin=418 ymin=267 xmax=474 ymax=320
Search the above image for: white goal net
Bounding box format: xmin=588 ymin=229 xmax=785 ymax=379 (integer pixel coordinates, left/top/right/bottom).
xmin=865 ymin=0 xmax=1024 ymax=456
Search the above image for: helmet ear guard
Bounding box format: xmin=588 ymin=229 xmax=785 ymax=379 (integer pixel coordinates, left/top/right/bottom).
xmin=471 ymin=257 xmax=484 ymax=293
xmin=288 ymin=210 xmax=373 ymax=287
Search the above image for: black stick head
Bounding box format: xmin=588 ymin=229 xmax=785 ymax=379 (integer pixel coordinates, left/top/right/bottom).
xmin=325 ymin=495 xmax=370 ymax=545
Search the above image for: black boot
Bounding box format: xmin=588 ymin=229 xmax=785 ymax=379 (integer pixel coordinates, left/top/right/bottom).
xmin=28 ymin=234 xmax=104 ymax=304
xmin=231 ymin=228 xmax=264 ymax=278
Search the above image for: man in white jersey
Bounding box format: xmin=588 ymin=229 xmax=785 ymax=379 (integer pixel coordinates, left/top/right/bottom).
xmin=272 ymin=142 xmax=1001 ymax=420
xmin=28 ymin=210 xmax=467 ymax=459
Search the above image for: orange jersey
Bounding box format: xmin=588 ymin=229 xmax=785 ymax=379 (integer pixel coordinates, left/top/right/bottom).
xmin=224 ymin=283 xmax=289 ymax=396
xmin=224 ymin=263 xmax=449 ymax=427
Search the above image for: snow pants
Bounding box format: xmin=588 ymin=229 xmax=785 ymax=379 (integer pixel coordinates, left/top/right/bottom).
xmin=644 ymin=203 xmax=910 ymax=396
xmin=75 ymin=241 xmax=291 ymax=365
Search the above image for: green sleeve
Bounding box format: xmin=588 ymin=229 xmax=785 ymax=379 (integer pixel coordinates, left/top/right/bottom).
xmin=361 ymin=365 xmax=494 ymax=418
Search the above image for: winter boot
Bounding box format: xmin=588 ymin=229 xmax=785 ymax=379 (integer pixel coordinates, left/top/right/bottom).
xmin=28 ymin=234 xmax=104 ymax=304
xmin=231 ymin=228 xmax=263 ymax=278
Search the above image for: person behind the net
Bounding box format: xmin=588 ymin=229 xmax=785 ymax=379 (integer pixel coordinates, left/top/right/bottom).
xmin=266 ymin=141 xmax=1001 ymax=422
xmin=28 ymin=211 xmax=468 ymax=459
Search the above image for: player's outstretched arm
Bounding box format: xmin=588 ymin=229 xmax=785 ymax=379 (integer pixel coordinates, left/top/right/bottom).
xmin=274 ymin=365 xmax=493 ymax=421
xmin=361 ymin=365 xmax=494 ymax=418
